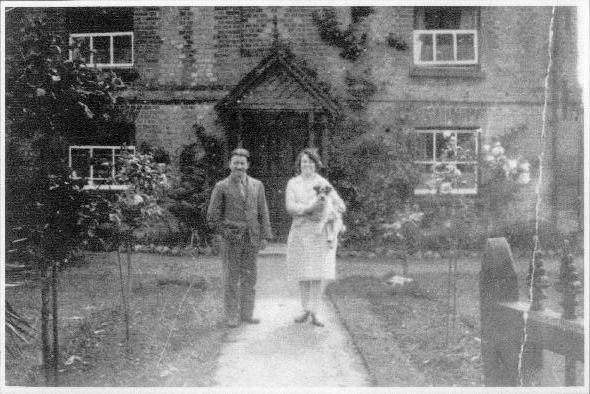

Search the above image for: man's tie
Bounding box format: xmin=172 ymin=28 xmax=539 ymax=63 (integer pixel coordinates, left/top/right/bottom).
xmin=239 ymin=178 xmax=246 ymax=200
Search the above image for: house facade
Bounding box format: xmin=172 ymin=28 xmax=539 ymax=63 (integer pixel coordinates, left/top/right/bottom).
xmin=5 ymin=6 xmax=584 ymax=241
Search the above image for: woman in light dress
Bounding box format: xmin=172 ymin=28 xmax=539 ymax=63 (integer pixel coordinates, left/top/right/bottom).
xmin=285 ymin=148 xmax=346 ymax=327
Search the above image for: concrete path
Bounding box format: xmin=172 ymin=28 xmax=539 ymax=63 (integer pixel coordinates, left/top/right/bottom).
xmin=214 ymin=246 xmax=370 ymax=387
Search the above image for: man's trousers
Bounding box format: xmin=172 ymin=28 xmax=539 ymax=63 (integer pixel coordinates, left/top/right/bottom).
xmin=221 ymin=235 xmax=258 ymax=321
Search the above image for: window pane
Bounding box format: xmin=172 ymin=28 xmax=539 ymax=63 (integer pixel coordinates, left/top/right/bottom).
xmin=435 ymin=132 xmax=455 ymax=161
xmin=71 ymin=36 xmax=91 ymax=63
xmin=454 ymin=164 xmax=477 ymax=191
xmin=456 ymin=132 xmax=477 ymax=161
xmin=113 ymin=35 xmax=132 ymax=64
xmin=435 ymin=34 xmax=454 ymax=61
xmin=457 ymin=34 xmax=475 ymax=60
xmin=418 ymin=34 xmax=433 ymax=61
xmin=93 ymin=36 xmax=110 ymax=64
xmin=416 ymin=163 xmax=436 ymax=192
xmin=71 ymin=149 xmax=90 ymax=178
xmin=93 ymin=148 xmax=114 ymax=179
xmin=415 ymin=133 xmax=433 ymax=160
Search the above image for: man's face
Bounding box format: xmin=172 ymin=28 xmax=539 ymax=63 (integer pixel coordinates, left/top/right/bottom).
xmin=229 ymin=154 xmax=249 ymax=178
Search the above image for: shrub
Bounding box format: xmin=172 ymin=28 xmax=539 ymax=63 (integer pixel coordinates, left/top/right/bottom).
xmin=167 ymin=125 xmax=226 ymax=247
xmin=326 ymin=119 xmax=420 ymax=250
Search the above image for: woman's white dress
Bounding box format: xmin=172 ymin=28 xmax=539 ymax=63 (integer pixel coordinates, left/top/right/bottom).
xmin=285 ymin=174 xmax=346 ymax=282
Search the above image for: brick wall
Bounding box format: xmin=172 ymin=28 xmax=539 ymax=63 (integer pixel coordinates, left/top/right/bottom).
xmin=132 ymin=103 xmax=222 ymax=167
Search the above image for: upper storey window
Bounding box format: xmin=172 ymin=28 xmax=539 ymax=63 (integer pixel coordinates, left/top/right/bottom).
xmin=67 ymin=8 xmax=134 ymax=68
xmin=413 ymin=7 xmax=479 ymax=67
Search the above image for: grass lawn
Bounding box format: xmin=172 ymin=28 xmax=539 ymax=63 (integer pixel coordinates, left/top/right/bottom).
xmin=5 ymin=251 xmax=226 ymax=386
xmin=328 ymin=253 xmax=585 ymax=387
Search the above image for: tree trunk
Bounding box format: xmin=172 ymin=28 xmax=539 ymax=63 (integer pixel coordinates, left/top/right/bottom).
xmin=40 ymin=267 xmax=51 ymax=384
xmin=117 ymin=247 xmax=130 ymax=342
xmin=51 ymin=262 xmax=59 ymax=386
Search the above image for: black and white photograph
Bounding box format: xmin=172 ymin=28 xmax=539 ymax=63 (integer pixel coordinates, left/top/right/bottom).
xmin=1 ymin=0 xmax=588 ymax=391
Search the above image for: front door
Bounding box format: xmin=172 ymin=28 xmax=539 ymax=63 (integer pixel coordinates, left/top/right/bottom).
xmin=241 ymin=111 xmax=310 ymax=242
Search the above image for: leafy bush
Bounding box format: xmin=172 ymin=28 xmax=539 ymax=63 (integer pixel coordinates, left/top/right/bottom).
xmin=326 ymin=119 xmax=420 ymax=250
xmin=167 ymin=125 xmax=226 ymax=247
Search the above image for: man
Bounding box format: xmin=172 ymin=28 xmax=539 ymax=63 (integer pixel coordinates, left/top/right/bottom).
xmin=207 ymin=148 xmax=272 ymax=328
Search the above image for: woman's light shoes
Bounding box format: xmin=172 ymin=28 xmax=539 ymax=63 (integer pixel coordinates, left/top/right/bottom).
xmin=294 ymin=310 xmax=310 ymax=323
xmin=294 ymin=311 xmax=324 ymax=327
xmin=310 ymin=313 xmax=324 ymax=327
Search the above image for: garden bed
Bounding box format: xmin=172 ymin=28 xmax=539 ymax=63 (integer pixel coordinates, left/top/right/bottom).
xmin=328 ymin=255 xmax=585 ymax=387
xmin=5 ymin=251 xmax=225 ymax=386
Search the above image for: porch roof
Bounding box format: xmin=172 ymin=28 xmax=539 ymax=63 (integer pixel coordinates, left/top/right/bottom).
xmin=215 ymin=46 xmax=341 ymax=116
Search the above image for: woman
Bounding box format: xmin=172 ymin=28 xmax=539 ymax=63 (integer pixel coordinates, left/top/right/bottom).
xmin=285 ymin=148 xmax=346 ymax=327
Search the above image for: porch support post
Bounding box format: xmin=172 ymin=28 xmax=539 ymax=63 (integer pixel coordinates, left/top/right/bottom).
xmin=321 ymin=114 xmax=329 ymax=166
xmin=236 ymin=108 xmax=243 ymax=148
xmin=307 ymin=111 xmax=315 ymax=148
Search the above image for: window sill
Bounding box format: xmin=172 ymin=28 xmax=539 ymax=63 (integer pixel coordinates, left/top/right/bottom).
xmin=82 ymin=184 xmax=131 ymax=191
xmin=410 ymin=65 xmax=484 ymax=79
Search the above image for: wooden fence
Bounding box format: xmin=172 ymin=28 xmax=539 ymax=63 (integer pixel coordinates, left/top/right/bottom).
xmin=479 ymin=237 xmax=584 ymax=386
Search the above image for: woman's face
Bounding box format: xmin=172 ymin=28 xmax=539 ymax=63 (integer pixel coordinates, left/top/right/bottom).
xmin=300 ymin=153 xmax=316 ymax=176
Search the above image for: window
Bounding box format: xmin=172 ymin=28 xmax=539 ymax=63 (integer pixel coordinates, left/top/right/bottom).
xmin=70 ymin=32 xmax=134 ymax=67
xmin=413 ymin=7 xmax=479 ymax=66
xmin=69 ymin=145 xmax=135 ymax=190
xmin=66 ymin=7 xmax=134 ymax=68
xmin=414 ymin=129 xmax=479 ymax=195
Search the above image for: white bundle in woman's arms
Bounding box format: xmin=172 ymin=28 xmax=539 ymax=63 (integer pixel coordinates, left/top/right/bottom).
xmin=313 ymin=185 xmax=345 ymax=248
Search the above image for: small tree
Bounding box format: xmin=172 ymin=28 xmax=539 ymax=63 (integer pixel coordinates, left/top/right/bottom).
xmin=5 ymin=15 xmax=125 ymax=385
xmin=105 ymin=150 xmax=171 ymax=342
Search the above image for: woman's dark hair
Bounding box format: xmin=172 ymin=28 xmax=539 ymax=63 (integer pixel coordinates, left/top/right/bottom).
xmin=294 ymin=148 xmax=323 ymax=174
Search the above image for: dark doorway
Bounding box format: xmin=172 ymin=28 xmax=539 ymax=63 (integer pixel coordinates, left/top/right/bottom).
xmin=241 ymin=111 xmax=310 ymax=242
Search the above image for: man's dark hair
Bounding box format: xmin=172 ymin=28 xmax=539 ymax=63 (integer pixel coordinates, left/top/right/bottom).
xmin=230 ymin=148 xmax=250 ymax=162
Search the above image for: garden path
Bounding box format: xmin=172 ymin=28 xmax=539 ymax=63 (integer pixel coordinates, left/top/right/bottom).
xmin=214 ymin=244 xmax=370 ymax=387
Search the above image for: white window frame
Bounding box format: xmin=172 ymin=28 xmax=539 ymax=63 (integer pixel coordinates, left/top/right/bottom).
xmin=414 ymin=129 xmax=480 ymax=195
xmin=69 ymin=145 xmax=135 ymax=190
xmin=413 ymin=29 xmax=478 ymax=66
xmin=69 ymin=32 xmax=134 ymax=68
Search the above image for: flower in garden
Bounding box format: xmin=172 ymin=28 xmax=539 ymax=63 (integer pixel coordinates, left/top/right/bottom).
xmin=482 ymin=144 xmax=491 ymax=153
xmin=491 ymin=142 xmax=505 ymax=157
xmin=519 ymin=161 xmax=530 ymax=172
xmin=517 ymin=172 xmax=530 ymax=184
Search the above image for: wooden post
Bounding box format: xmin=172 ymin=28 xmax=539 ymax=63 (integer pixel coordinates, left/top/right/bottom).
xmin=307 ymin=111 xmax=315 ymax=148
xmin=479 ymin=237 xmax=520 ymax=386
xmin=527 ymin=251 xmax=550 ymax=311
xmin=321 ymin=114 xmax=329 ymax=166
xmin=236 ymin=108 xmax=243 ymax=148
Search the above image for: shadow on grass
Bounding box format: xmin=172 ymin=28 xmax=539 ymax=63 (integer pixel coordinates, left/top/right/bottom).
xmin=5 ymin=252 xmax=226 ymax=387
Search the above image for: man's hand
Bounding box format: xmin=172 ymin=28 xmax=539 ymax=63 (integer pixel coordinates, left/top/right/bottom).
xmin=260 ymin=239 xmax=268 ymax=250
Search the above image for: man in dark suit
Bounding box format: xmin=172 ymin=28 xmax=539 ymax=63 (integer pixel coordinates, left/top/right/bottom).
xmin=207 ymin=148 xmax=272 ymax=327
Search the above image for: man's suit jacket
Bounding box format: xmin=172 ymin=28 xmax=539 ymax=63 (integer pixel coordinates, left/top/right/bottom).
xmin=207 ymin=175 xmax=272 ymax=246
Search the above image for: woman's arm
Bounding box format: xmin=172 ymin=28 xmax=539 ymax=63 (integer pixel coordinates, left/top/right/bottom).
xmin=285 ymin=179 xmax=307 ymax=216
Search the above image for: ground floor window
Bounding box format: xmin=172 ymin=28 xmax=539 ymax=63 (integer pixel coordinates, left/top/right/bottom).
xmin=69 ymin=145 xmax=135 ymax=190
xmin=414 ymin=128 xmax=479 ymax=195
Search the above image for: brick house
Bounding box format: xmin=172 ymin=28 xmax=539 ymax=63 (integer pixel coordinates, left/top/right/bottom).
xmin=4 ymin=6 xmax=584 ymax=241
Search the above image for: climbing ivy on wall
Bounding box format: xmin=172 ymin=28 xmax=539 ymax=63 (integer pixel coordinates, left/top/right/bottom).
xmin=312 ymin=7 xmax=374 ymax=61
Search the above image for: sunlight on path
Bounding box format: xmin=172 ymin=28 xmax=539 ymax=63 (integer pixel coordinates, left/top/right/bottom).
xmin=214 ymin=251 xmax=369 ymax=387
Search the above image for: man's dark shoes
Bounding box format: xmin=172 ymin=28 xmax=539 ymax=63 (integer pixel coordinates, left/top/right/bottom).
xmin=294 ymin=311 xmax=310 ymax=323
xmin=310 ymin=313 xmax=324 ymax=327
xmin=226 ymin=317 xmax=240 ymax=328
xmin=241 ymin=317 xmax=260 ymax=324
